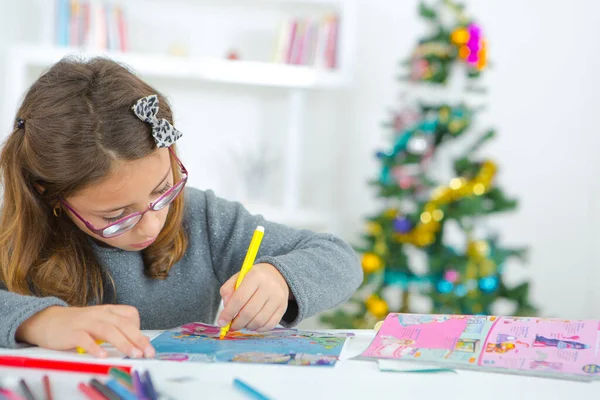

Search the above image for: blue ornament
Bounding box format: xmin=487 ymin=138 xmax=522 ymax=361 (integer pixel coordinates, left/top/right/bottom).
xmin=375 ymin=150 xmax=387 ymax=159
xmin=455 ymin=284 xmax=467 ymax=297
xmin=393 ymin=217 xmax=412 ymax=233
xmin=479 ymin=276 xmax=498 ymax=293
xmin=437 ymin=280 xmax=453 ymax=294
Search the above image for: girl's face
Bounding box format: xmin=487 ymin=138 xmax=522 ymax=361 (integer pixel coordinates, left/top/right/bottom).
xmin=64 ymin=148 xmax=173 ymax=251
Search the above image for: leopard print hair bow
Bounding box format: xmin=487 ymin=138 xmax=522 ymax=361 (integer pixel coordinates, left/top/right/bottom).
xmin=131 ymin=95 xmax=183 ymax=148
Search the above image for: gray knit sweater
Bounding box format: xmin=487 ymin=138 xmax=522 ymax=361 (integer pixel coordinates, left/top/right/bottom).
xmin=0 ymin=188 xmax=362 ymax=348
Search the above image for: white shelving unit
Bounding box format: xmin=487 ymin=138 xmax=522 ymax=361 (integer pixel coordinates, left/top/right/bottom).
xmin=0 ymin=0 xmax=357 ymax=232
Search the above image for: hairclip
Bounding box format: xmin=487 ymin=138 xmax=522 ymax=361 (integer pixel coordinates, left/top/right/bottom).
xmin=131 ymin=95 xmax=183 ymax=148
xmin=16 ymin=117 xmax=25 ymax=129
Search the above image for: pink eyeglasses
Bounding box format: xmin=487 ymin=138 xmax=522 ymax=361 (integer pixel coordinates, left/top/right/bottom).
xmin=59 ymin=148 xmax=188 ymax=238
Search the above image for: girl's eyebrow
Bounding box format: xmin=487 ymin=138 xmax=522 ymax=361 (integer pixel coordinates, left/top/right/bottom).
xmin=95 ymin=168 xmax=171 ymax=213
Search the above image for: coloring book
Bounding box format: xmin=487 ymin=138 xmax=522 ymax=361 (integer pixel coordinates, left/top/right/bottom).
xmin=358 ymin=313 xmax=600 ymax=381
xmin=150 ymin=322 xmax=353 ymax=367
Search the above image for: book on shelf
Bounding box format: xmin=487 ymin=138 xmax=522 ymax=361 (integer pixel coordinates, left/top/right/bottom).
xmin=55 ymin=0 xmax=128 ymax=52
xmin=272 ymin=13 xmax=339 ymax=70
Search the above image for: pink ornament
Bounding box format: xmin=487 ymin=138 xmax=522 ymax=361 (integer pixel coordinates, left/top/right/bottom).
xmin=466 ymin=23 xmax=482 ymax=65
xmin=411 ymin=59 xmax=429 ymax=80
xmin=444 ymin=269 xmax=459 ymax=283
xmin=392 ymin=167 xmax=415 ymax=189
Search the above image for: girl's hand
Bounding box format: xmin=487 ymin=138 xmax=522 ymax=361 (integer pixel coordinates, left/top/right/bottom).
xmin=15 ymin=305 xmax=155 ymax=359
xmin=218 ymin=263 xmax=289 ymax=332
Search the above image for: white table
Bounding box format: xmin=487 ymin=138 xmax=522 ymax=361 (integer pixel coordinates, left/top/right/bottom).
xmin=0 ymin=330 xmax=598 ymax=400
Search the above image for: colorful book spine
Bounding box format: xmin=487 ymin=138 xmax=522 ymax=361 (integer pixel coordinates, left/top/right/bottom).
xmin=273 ymin=13 xmax=340 ymax=70
xmin=55 ymin=0 xmax=128 ymax=51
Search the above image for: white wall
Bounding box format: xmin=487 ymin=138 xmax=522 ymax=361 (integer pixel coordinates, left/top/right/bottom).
xmin=336 ymin=0 xmax=600 ymax=320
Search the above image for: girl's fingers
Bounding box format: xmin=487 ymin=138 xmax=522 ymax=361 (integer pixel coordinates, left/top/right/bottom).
xmin=256 ymin=306 xmax=286 ymax=332
xmin=218 ymin=278 xmax=260 ymax=327
xmin=229 ymin=290 xmax=269 ymax=331
xmin=246 ymin=300 xmax=279 ymax=331
xmin=219 ymin=273 xmax=239 ymax=305
xmin=73 ymin=331 xmax=107 ymax=358
xmin=91 ymin=323 xmax=143 ymax=359
xmin=106 ymin=313 xmax=155 ymax=358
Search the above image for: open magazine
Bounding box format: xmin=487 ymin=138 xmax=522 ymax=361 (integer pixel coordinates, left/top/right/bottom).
xmin=358 ymin=313 xmax=600 ymax=381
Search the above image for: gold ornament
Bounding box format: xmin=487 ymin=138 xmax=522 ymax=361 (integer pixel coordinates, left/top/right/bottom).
xmin=451 ymin=28 xmax=469 ymax=45
xmin=383 ymin=208 xmax=399 ymax=219
xmin=362 ymin=253 xmax=384 ymax=274
xmin=366 ymin=295 xmax=389 ymax=318
xmin=394 ymin=160 xmax=497 ymax=247
xmin=367 ymin=222 xmax=383 ymax=236
xmin=374 ymin=240 xmax=388 ymax=256
xmin=458 ymin=45 xmax=470 ymax=59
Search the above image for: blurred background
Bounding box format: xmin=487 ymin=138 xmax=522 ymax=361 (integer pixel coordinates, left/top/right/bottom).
xmin=0 ymin=0 xmax=599 ymax=328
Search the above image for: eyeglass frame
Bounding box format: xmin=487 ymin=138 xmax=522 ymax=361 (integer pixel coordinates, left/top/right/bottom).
xmin=59 ymin=147 xmax=188 ymax=238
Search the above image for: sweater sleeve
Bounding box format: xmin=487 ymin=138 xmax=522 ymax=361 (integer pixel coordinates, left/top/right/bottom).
xmin=0 ymin=284 xmax=68 ymax=348
xmin=199 ymin=189 xmax=363 ymax=327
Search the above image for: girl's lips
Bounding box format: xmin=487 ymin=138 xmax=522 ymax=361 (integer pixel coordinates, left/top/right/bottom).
xmin=131 ymin=237 xmax=157 ymax=249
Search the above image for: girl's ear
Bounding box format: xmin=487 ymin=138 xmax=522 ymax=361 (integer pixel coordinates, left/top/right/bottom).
xmin=33 ymin=181 xmax=47 ymax=196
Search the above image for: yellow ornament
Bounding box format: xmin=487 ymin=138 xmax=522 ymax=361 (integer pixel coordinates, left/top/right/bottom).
xmin=449 ymin=120 xmax=463 ymax=133
xmin=367 ymin=222 xmax=382 ymax=236
xmin=451 ymin=28 xmax=470 ymax=45
xmin=383 ymin=208 xmax=398 ymax=219
xmin=439 ymin=107 xmax=450 ymax=123
xmin=374 ymin=240 xmax=388 ymax=256
xmin=366 ymin=295 xmax=389 ymax=318
xmin=361 ymin=253 xmax=384 ymax=274
xmin=432 ymin=209 xmax=444 ymax=222
xmin=480 ymin=259 xmax=497 ymax=276
xmin=473 ymin=183 xmax=486 ymax=196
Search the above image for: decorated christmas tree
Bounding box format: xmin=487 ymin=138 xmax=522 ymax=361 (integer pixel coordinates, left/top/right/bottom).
xmin=322 ymin=0 xmax=536 ymax=329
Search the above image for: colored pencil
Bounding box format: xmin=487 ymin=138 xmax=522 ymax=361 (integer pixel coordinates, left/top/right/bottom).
xmin=89 ymin=379 xmax=120 ymax=400
xmin=141 ymin=371 xmax=158 ymax=400
xmin=106 ymin=379 xmax=137 ymax=400
xmin=132 ymin=370 xmax=147 ymax=400
xmin=77 ymin=383 xmax=105 ymax=400
xmin=0 ymin=356 xmax=132 ymax=375
xmin=42 ymin=376 xmax=53 ymax=400
xmin=17 ymin=380 xmax=34 ymax=400
xmin=0 ymin=388 xmax=26 ymax=400
xmin=219 ymin=226 xmax=265 ymax=339
xmin=232 ymin=378 xmax=272 ymax=400
xmin=108 ymin=367 xmax=133 ymax=389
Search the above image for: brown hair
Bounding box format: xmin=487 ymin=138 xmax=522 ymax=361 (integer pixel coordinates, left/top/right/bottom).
xmin=0 ymin=57 xmax=188 ymax=306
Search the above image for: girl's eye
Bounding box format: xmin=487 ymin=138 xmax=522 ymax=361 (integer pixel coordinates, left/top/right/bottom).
xmin=103 ymin=214 xmax=125 ymax=224
xmin=157 ymin=183 xmax=172 ymax=195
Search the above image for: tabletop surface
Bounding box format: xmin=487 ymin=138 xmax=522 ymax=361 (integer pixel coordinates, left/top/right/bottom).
xmin=0 ymin=330 xmax=598 ymax=400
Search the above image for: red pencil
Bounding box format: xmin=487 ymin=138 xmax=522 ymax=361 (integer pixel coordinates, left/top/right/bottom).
xmin=0 ymin=356 xmax=132 ymax=375
xmin=42 ymin=375 xmax=53 ymax=400
xmin=78 ymin=383 xmax=106 ymax=400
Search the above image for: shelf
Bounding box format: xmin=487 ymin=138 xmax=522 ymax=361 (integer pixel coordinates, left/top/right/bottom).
xmin=7 ymin=45 xmax=349 ymax=90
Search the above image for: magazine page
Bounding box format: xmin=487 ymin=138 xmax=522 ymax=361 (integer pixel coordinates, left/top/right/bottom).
xmin=358 ymin=313 xmax=600 ymax=381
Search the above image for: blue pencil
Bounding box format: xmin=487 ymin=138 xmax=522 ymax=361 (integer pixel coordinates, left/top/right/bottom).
xmin=106 ymin=379 xmax=137 ymax=400
xmin=232 ymin=378 xmax=273 ymax=400
xmin=141 ymin=371 xmax=158 ymax=400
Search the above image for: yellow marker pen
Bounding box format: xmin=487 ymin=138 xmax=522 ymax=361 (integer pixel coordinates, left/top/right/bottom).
xmin=219 ymin=226 xmax=265 ymax=339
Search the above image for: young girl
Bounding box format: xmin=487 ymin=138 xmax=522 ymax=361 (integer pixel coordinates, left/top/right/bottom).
xmin=0 ymin=57 xmax=362 ymax=359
